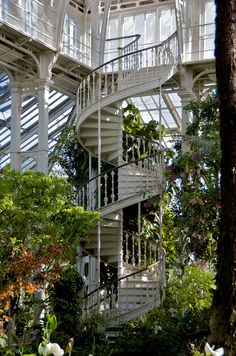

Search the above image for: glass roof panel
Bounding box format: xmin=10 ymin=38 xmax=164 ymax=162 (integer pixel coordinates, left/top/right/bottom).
xmin=129 ymin=93 xmax=180 ymax=134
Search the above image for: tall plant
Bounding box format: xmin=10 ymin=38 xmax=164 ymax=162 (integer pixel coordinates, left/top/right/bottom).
xmin=0 ymin=167 xmax=99 ymax=350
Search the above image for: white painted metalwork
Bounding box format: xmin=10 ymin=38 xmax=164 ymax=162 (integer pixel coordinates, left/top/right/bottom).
xmin=76 ymin=32 xmax=178 ymax=117
xmin=84 ymin=256 xmax=165 ymax=322
xmin=77 ymin=153 xmax=162 ymax=211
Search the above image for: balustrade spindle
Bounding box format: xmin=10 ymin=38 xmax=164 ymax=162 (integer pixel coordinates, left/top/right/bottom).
xmin=98 ymin=72 xmax=102 ymax=100
xmin=125 ymin=134 xmax=129 ymax=162
xmin=132 ymin=136 xmax=135 ymax=161
xmin=140 ymin=51 xmax=143 ymax=68
xmin=144 ymin=240 xmax=147 ymax=267
xmin=83 ymin=81 xmax=86 ymax=107
xmin=92 ymin=72 xmax=95 ymax=102
xmin=79 ymin=87 xmax=82 ymax=111
xmin=104 ymin=173 xmax=108 ymax=205
xmin=133 ymin=274 xmax=136 ymax=307
xmin=87 ymin=77 xmax=90 ymax=105
xmin=125 ymin=233 xmax=129 ymax=263
xmin=132 ymin=236 xmax=135 ymax=266
xmin=151 ymin=47 xmax=154 ymax=67
xmin=142 ymin=139 xmax=146 ymax=156
xmin=111 ymin=170 xmax=115 ymax=202
xmin=138 ymin=236 xmax=141 ymax=268
xmin=104 ymin=71 xmax=108 ymax=96
xmin=141 ymin=275 xmax=144 ymax=304
xmin=126 ymin=278 xmax=129 ymax=310
xmin=137 ymin=137 xmax=141 ymax=159
xmin=146 ymin=50 xmax=149 ymax=70
xmin=111 ymin=67 xmax=115 ymax=93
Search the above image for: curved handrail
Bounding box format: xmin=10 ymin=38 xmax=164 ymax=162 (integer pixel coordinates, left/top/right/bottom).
xmin=105 ymin=34 xmax=141 ymax=50
xmin=76 ymin=31 xmax=178 ymax=119
xmin=76 ymin=152 xmax=163 ymax=212
xmin=76 ymin=31 xmax=178 ymax=97
xmin=84 ymin=257 xmax=163 ymax=299
xmin=76 ymin=151 xmax=160 ymax=194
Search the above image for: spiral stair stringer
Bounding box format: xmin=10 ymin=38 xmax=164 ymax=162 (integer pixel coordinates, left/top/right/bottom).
xmin=77 ymin=33 xmax=178 ymax=323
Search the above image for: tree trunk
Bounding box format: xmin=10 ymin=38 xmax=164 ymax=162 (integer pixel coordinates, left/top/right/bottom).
xmin=210 ymin=1 xmax=236 ymax=355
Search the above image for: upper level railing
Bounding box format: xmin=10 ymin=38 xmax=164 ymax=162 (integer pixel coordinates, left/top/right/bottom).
xmin=77 ymin=32 xmax=178 ymax=117
xmin=0 ymin=0 xmax=56 ymax=48
xmin=77 ymin=153 xmax=162 ymax=212
xmin=61 ymin=16 xmax=100 ymax=68
xmin=0 ymin=1 xmax=98 ymax=68
xmin=83 ymin=256 xmax=165 ymax=318
xmin=0 ymin=2 xmax=215 ymax=68
xmin=182 ymin=23 xmax=215 ymax=62
xmin=104 ymin=34 xmax=141 ymax=63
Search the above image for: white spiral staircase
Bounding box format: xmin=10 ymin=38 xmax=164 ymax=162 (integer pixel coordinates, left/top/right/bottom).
xmin=76 ymin=33 xmax=178 ymax=325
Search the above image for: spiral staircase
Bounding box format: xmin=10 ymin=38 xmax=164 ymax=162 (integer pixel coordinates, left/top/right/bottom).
xmin=76 ymin=32 xmax=178 ymax=326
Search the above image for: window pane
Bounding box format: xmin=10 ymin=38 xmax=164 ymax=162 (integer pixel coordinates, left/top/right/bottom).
xmin=146 ymin=12 xmax=155 ymax=44
xmin=123 ymin=16 xmax=134 ymax=36
xmin=135 ymin=14 xmax=145 ymax=43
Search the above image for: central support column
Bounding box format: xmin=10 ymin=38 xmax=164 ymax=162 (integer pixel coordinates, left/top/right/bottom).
xmin=178 ymin=67 xmax=195 ymax=151
xmin=36 ymin=79 xmax=51 ymax=174
xmin=10 ymin=83 xmax=22 ymax=170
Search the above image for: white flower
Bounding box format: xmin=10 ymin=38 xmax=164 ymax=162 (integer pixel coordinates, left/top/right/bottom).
xmin=205 ymin=342 xmax=224 ymax=356
xmin=39 ymin=342 xmax=64 ymax=356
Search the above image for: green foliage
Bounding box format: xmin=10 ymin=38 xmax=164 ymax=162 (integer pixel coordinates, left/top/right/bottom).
xmin=48 ymin=266 xmax=84 ymax=349
xmin=0 ymin=166 xmax=99 ymax=263
xmin=112 ymin=265 xmax=215 ymax=355
xmin=165 ymin=92 xmax=220 ymax=264
xmin=0 ymin=335 xmax=8 ymax=348
xmin=0 ymin=167 xmax=99 ymax=350
xmin=41 ymin=314 xmax=57 ymax=343
xmin=52 ymin=126 xmax=93 ymax=187
xmin=122 ymin=104 xmax=165 ymax=140
xmin=167 ymin=265 xmax=216 ymax=315
xmin=53 ymin=126 xmax=112 ymax=187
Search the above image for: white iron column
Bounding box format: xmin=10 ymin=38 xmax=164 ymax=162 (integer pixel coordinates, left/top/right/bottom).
xmin=10 ymin=84 xmax=22 ymax=170
xmin=36 ymin=79 xmax=50 ymax=174
xmin=179 ymin=68 xmax=195 ymax=151
xmin=97 ymin=99 xmax=102 ymax=288
xmin=159 ymin=82 xmax=163 ymax=254
xmin=90 ymin=0 xmax=100 ymax=67
xmin=99 ymin=0 xmax=112 ymax=65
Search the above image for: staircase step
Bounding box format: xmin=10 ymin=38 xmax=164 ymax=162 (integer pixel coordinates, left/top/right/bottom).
xmin=92 ymin=248 xmax=118 ymax=256
xmin=80 ymin=128 xmax=118 ymax=137
xmin=83 ymin=137 xmax=119 ymax=146
xmin=89 ymin=113 xmax=119 ymax=123
xmin=83 ymin=241 xmax=119 ymax=249
xmin=88 ymin=236 xmax=120 ymax=244
xmin=102 ymin=106 xmax=120 ymax=115
xmin=90 ymin=226 xmax=121 ymax=234
xmin=118 ymin=289 xmax=158 ymax=298
xmin=93 ymin=143 xmax=119 ymax=154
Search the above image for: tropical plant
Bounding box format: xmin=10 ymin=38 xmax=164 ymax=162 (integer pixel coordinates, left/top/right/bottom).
xmin=165 ymin=92 xmax=220 ymax=265
xmin=0 ymin=167 xmax=99 ymax=350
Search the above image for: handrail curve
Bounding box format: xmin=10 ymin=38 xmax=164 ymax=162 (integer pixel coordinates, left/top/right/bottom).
xmin=79 ymin=31 xmax=177 ymax=85
xmin=83 ymin=253 xmax=166 ymax=318
xmin=105 ymin=33 xmax=141 ymax=50
xmin=85 ymin=256 xmax=164 ymax=299
xmin=77 ymin=152 xmax=163 ymax=213
xmin=76 ymin=32 xmax=178 ymax=116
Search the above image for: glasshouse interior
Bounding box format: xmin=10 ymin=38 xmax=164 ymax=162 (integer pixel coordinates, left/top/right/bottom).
xmin=0 ymin=0 xmax=219 ymax=355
